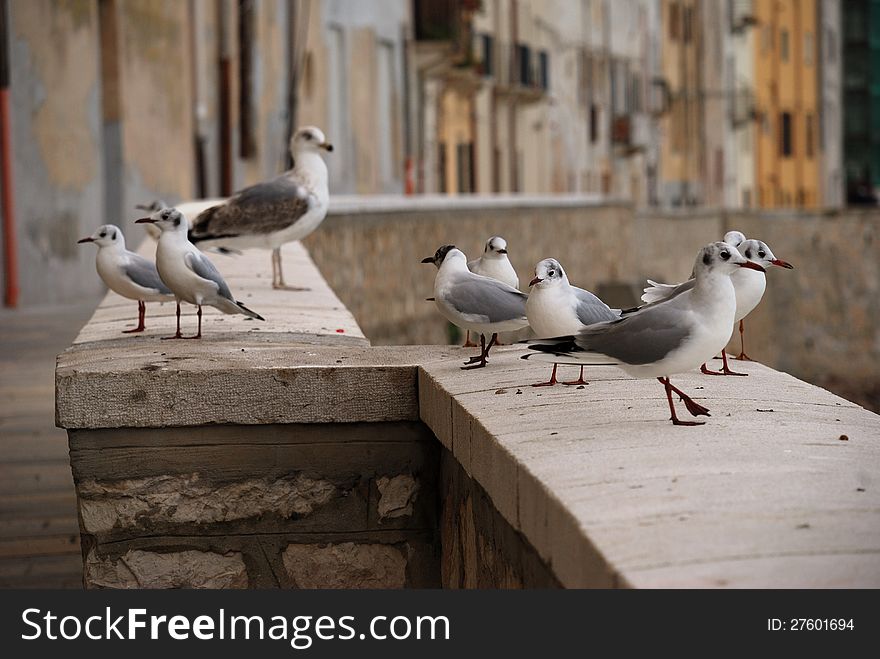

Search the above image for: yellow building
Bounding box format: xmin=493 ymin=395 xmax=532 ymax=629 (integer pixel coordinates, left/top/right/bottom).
xmin=658 ymin=0 xmax=704 ymax=206
xmin=753 ymin=0 xmax=820 ymax=208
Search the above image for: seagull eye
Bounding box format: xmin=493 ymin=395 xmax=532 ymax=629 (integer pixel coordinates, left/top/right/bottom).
xmin=758 ymin=250 xmax=766 ymax=258
xmin=548 ymin=270 xmax=555 ymax=277
xmin=99 ymin=232 xmax=106 ymax=238
xmin=720 ymin=251 xmax=731 ymax=260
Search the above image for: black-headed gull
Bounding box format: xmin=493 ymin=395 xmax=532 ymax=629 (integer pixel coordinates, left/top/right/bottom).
xmin=526 ymin=258 xmax=620 ymax=386
xmin=422 ymin=245 xmax=529 ymax=369
xmin=137 ymin=208 xmax=264 ymax=339
xmin=78 ymin=224 xmax=173 ymax=333
xmin=525 ymin=242 xmax=765 ymax=425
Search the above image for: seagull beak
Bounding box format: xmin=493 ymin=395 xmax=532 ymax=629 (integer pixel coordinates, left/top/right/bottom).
xmin=77 ymin=237 xmax=94 ymax=244
xmin=135 ymin=217 xmax=156 ymax=224
xmin=421 ymin=256 xmax=434 ymax=264
xmin=771 ymin=258 xmax=794 ymax=269
xmin=739 ymin=261 xmax=766 ymax=272
xmin=529 ymin=277 xmax=542 ymax=287
xmin=320 ymin=142 xmax=334 ymax=152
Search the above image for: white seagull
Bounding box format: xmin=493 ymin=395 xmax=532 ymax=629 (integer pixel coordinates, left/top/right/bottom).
xmin=422 ymin=245 xmax=529 ymax=369
xmin=641 ymin=234 xmax=793 ymax=374
xmin=462 ymin=236 xmax=520 ymax=347
xmin=136 ymin=208 xmax=264 ymax=339
xmin=188 ymin=126 xmax=332 ymax=290
xmin=524 ymin=242 xmax=766 ymax=425
xmin=526 ymin=258 xmax=620 ymax=386
xmin=78 ymin=224 xmax=173 ymax=333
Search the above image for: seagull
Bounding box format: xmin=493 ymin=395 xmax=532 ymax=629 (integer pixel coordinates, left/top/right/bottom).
xmin=134 ymin=200 xmax=167 ymax=240
xmin=524 ymin=242 xmax=766 ymax=425
xmin=188 ymin=126 xmax=332 ymax=290
xmin=77 ymin=224 xmax=174 ymax=333
xmin=641 ymin=235 xmax=793 ymax=374
xmin=422 ymin=245 xmax=529 ymax=369
xmin=526 ymin=258 xmax=620 ymax=386
xmin=136 ymin=208 xmax=265 ymax=339
xmin=462 ymin=236 xmax=520 ymax=347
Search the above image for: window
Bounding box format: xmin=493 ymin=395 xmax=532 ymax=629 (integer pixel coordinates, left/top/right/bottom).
xmin=456 ymin=143 xmax=474 ymax=193
xmin=683 ymin=6 xmax=693 ymax=43
xmin=516 ymin=44 xmax=531 ymax=85
xmin=806 ymin=113 xmax=814 ymax=157
xmin=780 ymin=112 xmax=793 ymax=156
xmin=438 ymin=142 xmax=447 ymax=192
xmin=670 ymin=3 xmax=680 ymax=40
xmin=590 ymin=105 xmax=599 ymax=143
xmin=238 ymin=0 xmax=256 ymax=158
xmin=480 ymin=34 xmax=494 ymax=77
xmin=538 ymin=51 xmax=549 ymax=90
xmin=780 ymin=29 xmax=789 ymax=61
xmin=804 ymin=31 xmax=814 ymax=65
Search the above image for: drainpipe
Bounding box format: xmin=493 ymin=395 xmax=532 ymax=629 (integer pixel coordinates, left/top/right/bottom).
xmin=0 ymin=0 xmax=17 ymax=308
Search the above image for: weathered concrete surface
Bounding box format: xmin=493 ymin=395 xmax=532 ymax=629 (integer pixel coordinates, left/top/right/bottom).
xmin=419 ymin=346 xmax=880 ymax=588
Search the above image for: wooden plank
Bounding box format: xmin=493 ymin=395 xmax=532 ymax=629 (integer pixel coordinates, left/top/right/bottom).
xmin=0 ymin=515 xmax=81 ymax=539
xmin=69 ymin=420 xmax=435 ymax=449
xmin=0 ymin=432 xmax=70 ymax=463
xmin=0 ymin=462 xmax=75 ymax=495
xmin=0 ymin=491 xmax=79 ymax=519
xmin=0 ymin=554 xmax=83 ymax=589
xmin=0 ymin=534 xmax=81 ymax=559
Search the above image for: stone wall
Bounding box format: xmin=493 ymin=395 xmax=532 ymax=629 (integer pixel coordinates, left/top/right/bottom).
xmin=71 ymin=422 xmax=440 ymax=589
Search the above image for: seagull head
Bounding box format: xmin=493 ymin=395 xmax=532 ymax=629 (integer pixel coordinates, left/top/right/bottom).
xmin=136 ymin=207 xmax=188 ymax=235
xmin=134 ymin=199 xmax=168 ymax=213
xmin=483 ymin=236 xmax=509 ymax=258
xmin=695 ymin=242 xmax=765 ymax=277
xmin=291 ymin=126 xmax=333 ymax=156
xmin=722 ymin=230 xmax=747 ymax=248
xmin=739 ymin=239 xmax=794 ymax=270
xmin=421 ymin=244 xmax=461 ymax=269
xmin=529 ymin=258 xmax=568 ymax=288
xmin=78 ymin=224 xmax=125 ymax=249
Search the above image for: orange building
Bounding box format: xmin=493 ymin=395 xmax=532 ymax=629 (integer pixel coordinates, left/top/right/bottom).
xmin=753 ymin=0 xmax=820 ymax=208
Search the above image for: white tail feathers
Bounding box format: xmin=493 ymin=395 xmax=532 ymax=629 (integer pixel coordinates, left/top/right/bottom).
xmin=641 ymin=279 xmax=678 ymax=305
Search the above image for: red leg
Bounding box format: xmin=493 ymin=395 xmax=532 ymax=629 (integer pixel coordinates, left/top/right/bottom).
xmin=665 ymin=379 xmax=711 ymax=417
xmin=719 ymin=348 xmax=747 ymax=376
xmin=162 ymin=301 xmax=185 ymax=340
xmin=735 ymin=319 xmax=752 ymax=361
xmin=462 ymin=330 xmax=476 ymax=348
xmin=562 ymin=365 xmax=588 ymax=386
xmin=700 ymin=361 xmax=724 ymax=375
xmin=532 ymin=363 xmax=559 ymax=387
xmin=123 ymin=301 xmax=146 ymax=333
xmin=658 ymin=377 xmax=706 ymax=426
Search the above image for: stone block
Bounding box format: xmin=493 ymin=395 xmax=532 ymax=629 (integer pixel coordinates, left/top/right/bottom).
xmin=281 ymin=542 xmax=407 ymax=588
xmin=85 ymin=548 xmax=248 ymax=589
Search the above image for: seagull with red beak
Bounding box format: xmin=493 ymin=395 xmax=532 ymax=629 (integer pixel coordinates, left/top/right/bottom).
xmin=641 ymin=234 xmax=793 ymax=374
xmin=524 ymin=242 xmax=767 ymax=426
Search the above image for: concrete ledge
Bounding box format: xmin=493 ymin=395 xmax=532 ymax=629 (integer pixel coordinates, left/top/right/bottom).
xmin=418 ymin=348 xmax=880 ymax=588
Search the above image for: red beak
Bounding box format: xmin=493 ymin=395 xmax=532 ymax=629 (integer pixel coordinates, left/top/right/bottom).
xmin=771 ymin=258 xmax=794 ymax=269
xmin=739 ymin=261 xmax=766 ymax=272
xmin=77 ymin=237 xmax=94 ymax=244
xmin=135 ymin=217 xmax=156 ymax=224
xmin=529 ymin=277 xmax=542 ymax=287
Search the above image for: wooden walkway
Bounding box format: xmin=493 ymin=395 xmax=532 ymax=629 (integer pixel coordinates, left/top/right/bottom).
xmin=0 ymin=302 xmax=96 ymax=587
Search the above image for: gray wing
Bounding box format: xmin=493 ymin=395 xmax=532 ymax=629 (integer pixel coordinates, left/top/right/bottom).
xmin=572 ymin=287 xmax=620 ymax=325
xmin=185 ymin=251 xmax=234 ymax=301
xmin=449 ymin=275 xmax=527 ymax=323
xmin=125 ymin=254 xmax=172 ymax=294
xmin=190 ymin=174 xmax=312 ymax=241
xmin=575 ymin=302 xmax=692 ymax=365
xmin=641 ymin=277 xmax=696 ymax=306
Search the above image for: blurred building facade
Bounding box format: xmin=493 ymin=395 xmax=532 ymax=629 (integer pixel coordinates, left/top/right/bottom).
xmin=0 ymin=0 xmax=858 ymax=307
